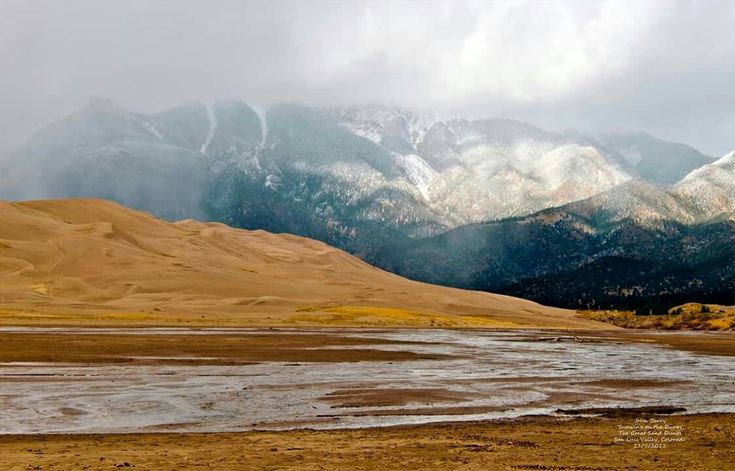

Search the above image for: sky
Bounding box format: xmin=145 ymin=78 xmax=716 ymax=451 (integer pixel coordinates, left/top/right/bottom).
xmin=1 ymin=0 xmax=734 ymax=156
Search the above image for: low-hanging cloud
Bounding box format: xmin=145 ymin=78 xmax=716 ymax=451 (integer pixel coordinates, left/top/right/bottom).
xmin=1 ymin=0 xmax=733 ymax=155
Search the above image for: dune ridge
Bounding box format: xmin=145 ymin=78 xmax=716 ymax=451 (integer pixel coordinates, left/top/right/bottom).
xmin=0 ymin=199 xmax=603 ymax=328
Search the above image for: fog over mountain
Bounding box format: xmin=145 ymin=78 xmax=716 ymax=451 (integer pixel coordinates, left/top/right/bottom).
xmin=1 ymin=0 xmax=734 ymax=156
xmin=0 ymin=99 xmax=732 ymax=312
xmin=0 ymin=98 xmax=719 ymax=229
xmin=1 ymin=1 xmax=733 ymax=312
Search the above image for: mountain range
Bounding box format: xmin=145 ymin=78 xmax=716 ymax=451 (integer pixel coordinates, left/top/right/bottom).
xmin=1 ymin=98 xmax=732 ymax=312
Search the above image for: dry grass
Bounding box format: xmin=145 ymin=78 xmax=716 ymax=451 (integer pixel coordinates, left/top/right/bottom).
xmin=578 ymin=303 xmax=735 ymax=331
xmin=289 ymin=305 xmax=518 ymax=327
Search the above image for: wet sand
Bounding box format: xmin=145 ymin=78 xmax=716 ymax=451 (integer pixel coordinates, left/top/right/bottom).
xmin=2 ymin=328 xmax=734 ymax=434
xmin=1 ymin=327 xmax=733 ymax=469
xmin=0 ymin=330 xmax=444 ymax=365
xmin=607 ymin=330 xmax=735 ymax=357
xmin=1 ymin=413 xmax=733 ymax=470
xmin=505 ymin=329 xmax=735 ymax=357
xmin=2 ymin=327 xmax=733 ymax=365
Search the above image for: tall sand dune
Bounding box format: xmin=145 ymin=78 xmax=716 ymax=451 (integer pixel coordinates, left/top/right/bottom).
xmin=0 ymin=199 xmax=605 ymax=328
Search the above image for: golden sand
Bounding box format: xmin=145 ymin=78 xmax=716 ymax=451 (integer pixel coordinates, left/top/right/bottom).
xmin=0 ymin=198 xmax=607 ymax=329
xmin=1 ymin=414 xmax=732 ymax=470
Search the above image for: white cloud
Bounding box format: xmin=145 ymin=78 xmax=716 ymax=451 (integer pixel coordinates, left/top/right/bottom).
xmin=0 ymin=0 xmax=733 ymax=155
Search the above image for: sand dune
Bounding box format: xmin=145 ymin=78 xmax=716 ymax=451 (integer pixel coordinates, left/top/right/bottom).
xmin=0 ymin=199 xmax=604 ymax=328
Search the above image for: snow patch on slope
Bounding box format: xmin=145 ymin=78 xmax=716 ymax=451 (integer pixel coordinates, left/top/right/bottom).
xmin=329 ymin=105 xmax=437 ymax=150
xmin=200 ymin=103 xmax=217 ymax=153
xmin=618 ymin=147 xmax=643 ymax=166
xmin=679 ymin=150 xmax=735 ymax=183
xmin=534 ymin=145 xmax=631 ymax=191
xmin=674 ymin=151 xmax=735 ymax=219
xmin=142 ymin=122 xmax=164 ymax=140
xmin=395 ymin=153 xmax=437 ymax=201
xmin=250 ymin=104 xmax=269 ymax=148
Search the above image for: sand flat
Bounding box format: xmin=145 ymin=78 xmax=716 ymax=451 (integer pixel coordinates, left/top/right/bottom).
xmin=1 ymin=414 xmax=733 ymax=470
xmin=2 ymin=328 xmax=734 ymax=434
xmin=0 ymin=330 xmax=444 ymax=365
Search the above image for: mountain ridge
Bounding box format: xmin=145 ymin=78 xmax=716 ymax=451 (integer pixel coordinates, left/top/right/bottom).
xmin=3 ymin=99 xmax=714 ymax=232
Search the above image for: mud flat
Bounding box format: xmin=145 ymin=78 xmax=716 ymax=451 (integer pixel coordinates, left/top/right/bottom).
xmin=605 ymin=329 xmax=735 ymax=357
xmin=1 ymin=328 xmax=734 ymax=434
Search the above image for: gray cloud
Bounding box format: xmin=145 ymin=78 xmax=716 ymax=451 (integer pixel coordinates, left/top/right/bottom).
xmin=1 ymin=0 xmax=733 ymax=155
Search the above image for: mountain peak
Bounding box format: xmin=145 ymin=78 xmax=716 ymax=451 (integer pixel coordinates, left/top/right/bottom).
xmin=715 ymin=150 xmax=735 ymax=165
xmin=83 ymin=96 xmax=123 ymax=114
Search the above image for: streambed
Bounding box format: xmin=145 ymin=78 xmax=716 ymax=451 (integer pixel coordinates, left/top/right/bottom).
xmin=0 ymin=328 xmax=733 ymax=433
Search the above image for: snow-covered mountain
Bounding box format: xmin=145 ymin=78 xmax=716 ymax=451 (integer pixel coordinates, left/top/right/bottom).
xmin=674 ymin=151 xmax=735 ymax=221
xmin=326 ymin=106 xmax=632 ymax=226
xmin=528 ymin=150 xmax=735 ymax=227
xmin=0 ymin=99 xmax=725 ymax=240
xmin=382 ymin=158 xmax=735 ymax=314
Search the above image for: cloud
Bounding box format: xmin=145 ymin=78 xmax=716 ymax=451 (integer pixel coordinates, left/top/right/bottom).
xmin=0 ymin=0 xmax=733 ymax=155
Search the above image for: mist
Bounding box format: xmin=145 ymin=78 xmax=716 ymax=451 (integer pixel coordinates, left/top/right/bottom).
xmin=1 ymin=0 xmax=734 ymax=155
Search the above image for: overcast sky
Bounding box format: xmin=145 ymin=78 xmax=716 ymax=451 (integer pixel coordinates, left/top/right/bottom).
xmin=1 ymin=0 xmax=734 ymax=155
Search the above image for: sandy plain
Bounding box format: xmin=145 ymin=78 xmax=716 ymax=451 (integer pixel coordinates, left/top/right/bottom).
xmin=1 ymin=413 xmax=733 ymax=470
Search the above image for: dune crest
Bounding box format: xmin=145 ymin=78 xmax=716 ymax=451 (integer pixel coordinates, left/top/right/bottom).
xmin=0 ymin=199 xmax=603 ymax=328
